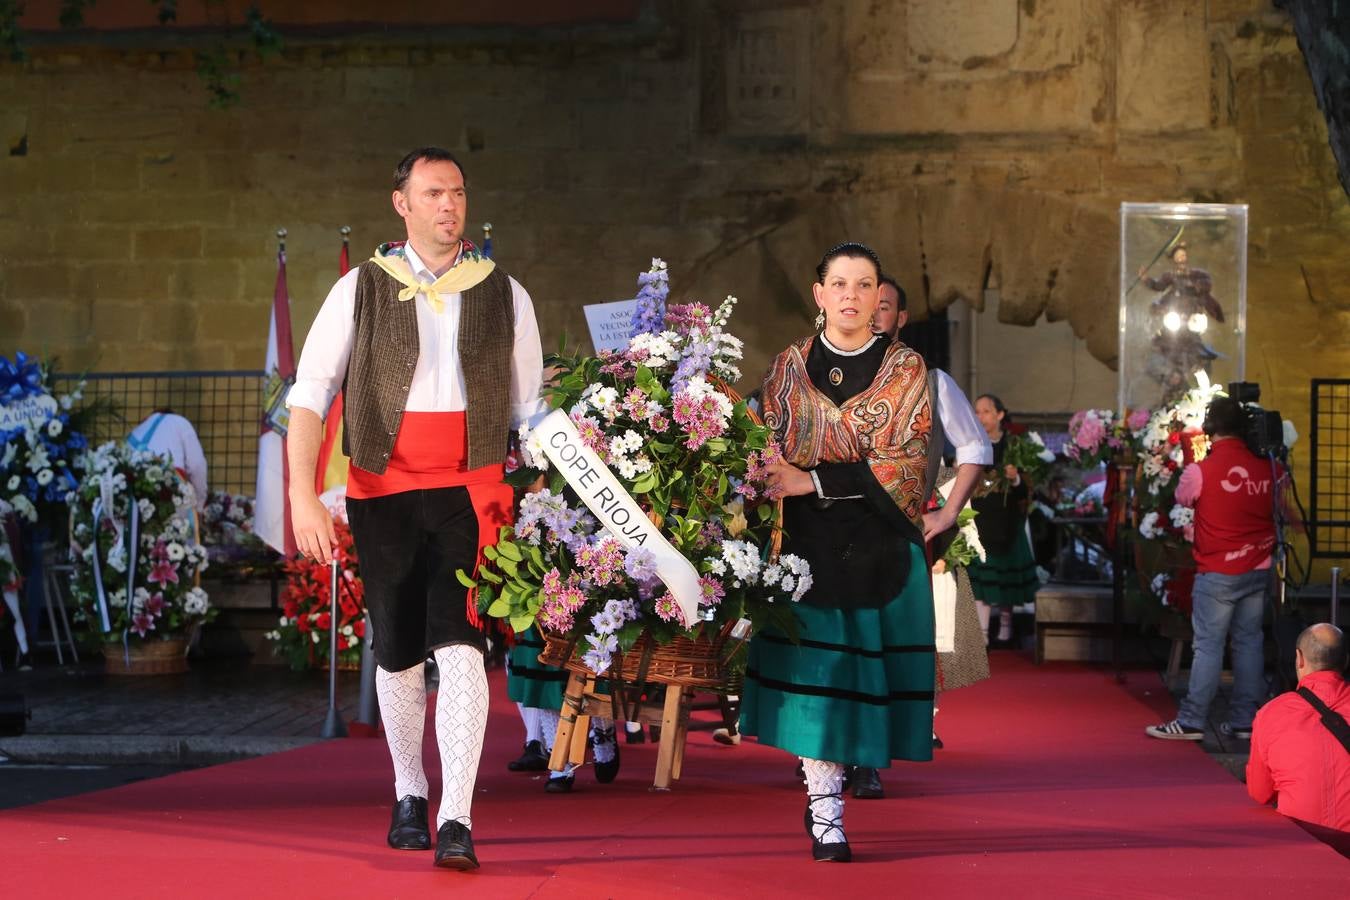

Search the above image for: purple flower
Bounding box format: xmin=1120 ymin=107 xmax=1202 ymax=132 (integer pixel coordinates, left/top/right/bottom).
xmin=629 ymin=260 xmax=669 ymax=337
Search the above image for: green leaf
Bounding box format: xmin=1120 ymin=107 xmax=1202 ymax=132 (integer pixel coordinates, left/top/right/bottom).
xmin=498 ymin=556 xmax=519 ymax=578
xmin=454 ymin=569 xmax=478 ymax=589
xmin=487 ymin=598 xmax=511 ymax=617
xmin=510 ymin=613 xmax=537 ymax=634
xmin=478 ymin=568 xmax=503 ymax=585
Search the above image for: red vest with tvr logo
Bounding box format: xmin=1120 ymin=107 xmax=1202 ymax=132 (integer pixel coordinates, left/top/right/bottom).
xmin=1193 ymin=438 xmax=1279 ymax=575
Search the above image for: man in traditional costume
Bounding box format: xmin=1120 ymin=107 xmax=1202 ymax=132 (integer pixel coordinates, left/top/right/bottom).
xmin=846 ymin=275 xmax=990 ymax=799
xmin=746 ymin=243 xmax=983 ymax=861
xmin=287 ymin=147 xmax=544 ymax=871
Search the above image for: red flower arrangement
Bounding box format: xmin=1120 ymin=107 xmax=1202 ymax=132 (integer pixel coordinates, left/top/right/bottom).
xmin=264 ymin=520 xmax=366 ymax=671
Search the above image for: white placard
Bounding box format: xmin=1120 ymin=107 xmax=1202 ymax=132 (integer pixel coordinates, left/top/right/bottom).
xmin=535 ymin=408 xmax=701 ymax=626
xmin=583 ymin=299 xmax=639 ymax=353
xmin=0 ymin=392 xmax=58 ymax=434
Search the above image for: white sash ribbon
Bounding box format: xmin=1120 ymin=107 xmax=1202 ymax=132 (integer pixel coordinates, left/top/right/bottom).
xmin=534 ymin=408 xmax=701 ymax=626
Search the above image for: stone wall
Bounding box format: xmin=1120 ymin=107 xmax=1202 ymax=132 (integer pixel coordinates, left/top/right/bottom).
xmin=1 ymin=1 xmax=1347 ymax=465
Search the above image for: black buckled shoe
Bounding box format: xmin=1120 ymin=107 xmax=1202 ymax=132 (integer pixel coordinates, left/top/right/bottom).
xmin=806 ymin=791 xmax=851 ymax=863
xmin=851 ymin=767 xmax=884 ymax=800
xmin=592 ymin=727 xmax=620 ymax=784
xmin=545 ymin=772 xmax=575 ymax=793
xmin=625 ymin=724 xmax=646 ymax=744
xmin=387 ymin=795 xmax=431 ymax=850
xmin=433 ymin=820 xmax=479 ymax=870
xmin=932 ymin=731 xmax=944 ymax=750
xmin=506 ymin=739 xmax=549 ymax=772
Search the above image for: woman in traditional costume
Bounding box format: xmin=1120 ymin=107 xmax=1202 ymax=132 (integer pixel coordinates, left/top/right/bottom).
xmin=741 ymin=243 xmax=979 ymax=862
xmin=967 ymin=394 xmax=1040 ymax=644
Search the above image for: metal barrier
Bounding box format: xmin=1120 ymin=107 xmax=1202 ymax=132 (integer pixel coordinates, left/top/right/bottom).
xmin=53 ymin=370 xmax=265 ymax=496
xmin=1310 ymin=378 xmax=1350 ymax=558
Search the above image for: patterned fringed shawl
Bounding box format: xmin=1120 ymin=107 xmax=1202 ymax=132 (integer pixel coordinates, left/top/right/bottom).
xmin=761 ymin=337 xmax=932 ymax=530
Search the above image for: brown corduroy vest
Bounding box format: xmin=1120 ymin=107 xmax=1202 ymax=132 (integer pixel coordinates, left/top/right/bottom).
xmin=342 ymin=262 xmax=514 ymax=474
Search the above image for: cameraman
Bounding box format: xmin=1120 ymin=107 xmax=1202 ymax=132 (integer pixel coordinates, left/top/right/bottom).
xmin=1147 ymin=396 xmax=1282 ymax=741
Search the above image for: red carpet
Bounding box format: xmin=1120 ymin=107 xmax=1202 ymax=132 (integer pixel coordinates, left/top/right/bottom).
xmin=3 ymin=654 xmax=1345 ymax=898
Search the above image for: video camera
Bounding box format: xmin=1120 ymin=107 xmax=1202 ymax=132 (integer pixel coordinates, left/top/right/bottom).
xmin=1227 ymin=381 xmax=1286 ymax=458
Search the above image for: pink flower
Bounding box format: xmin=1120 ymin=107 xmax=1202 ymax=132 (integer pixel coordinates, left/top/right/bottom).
xmin=653 ymin=592 xmax=687 ymax=626
xmin=144 ymin=592 xmax=165 ymax=617
xmin=131 ymin=612 xmax=156 ymax=637
xmin=147 ymin=560 xmax=179 ymax=587
xmin=698 ymin=576 xmax=725 ymax=607
xmin=1074 ymin=414 xmax=1106 ymax=451
xmin=1127 ymin=408 xmax=1151 ymax=431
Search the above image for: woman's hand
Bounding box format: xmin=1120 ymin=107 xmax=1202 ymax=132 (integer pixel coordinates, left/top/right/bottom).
xmin=1004 ymin=463 xmax=1021 ymax=485
xmin=764 ymin=461 xmax=815 ymax=498
xmin=922 ymin=503 xmax=959 ymax=541
xmin=931 ymin=558 xmax=947 ymax=575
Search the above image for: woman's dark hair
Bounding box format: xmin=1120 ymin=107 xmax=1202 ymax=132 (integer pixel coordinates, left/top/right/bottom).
xmin=977 ymin=393 xmax=1011 ymax=426
xmin=816 ymin=242 xmax=882 ymax=284
xmin=394 ymin=147 xmax=466 ymax=192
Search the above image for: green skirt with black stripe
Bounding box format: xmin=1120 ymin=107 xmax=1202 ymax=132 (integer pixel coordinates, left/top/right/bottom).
xmin=739 ymin=542 xmax=935 ymax=768
xmin=506 ymin=627 xmax=569 ymax=711
xmin=967 ymin=533 xmax=1038 ymax=609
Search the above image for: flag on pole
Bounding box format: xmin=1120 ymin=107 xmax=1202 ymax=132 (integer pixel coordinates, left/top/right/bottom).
xmin=315 ymin=233 xmax=352 ymax=495
xmin=255 ymin=243 xmax=297 ymax=556
xmin=481 ymin=222 xmax=493 ymax=259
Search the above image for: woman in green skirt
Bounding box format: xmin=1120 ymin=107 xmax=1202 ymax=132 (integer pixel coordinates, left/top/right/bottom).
xmin=968 ymin=394 xmax=1040 ymax=644
xmin=744 ymin=242 xmax=981 ymax=862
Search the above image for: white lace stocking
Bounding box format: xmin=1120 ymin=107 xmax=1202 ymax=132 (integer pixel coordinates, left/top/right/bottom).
xmin=801 ymin=757 xmax=847 ymax=844
xmin=537 ymin=707 xmax=560 ymax=751
xmin=591 ymin=715 xmax=617 ymax=764
xmin=376 ymin=662 xmax=429 ymax=800
xmin=433 ymin=644 xmax=489 ymax=830
xmin=516 ymin=703 xmax=542 ymax=744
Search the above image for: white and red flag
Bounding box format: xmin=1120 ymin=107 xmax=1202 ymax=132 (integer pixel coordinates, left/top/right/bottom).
xmin=255 ymin=248 xmax=297 ymax=556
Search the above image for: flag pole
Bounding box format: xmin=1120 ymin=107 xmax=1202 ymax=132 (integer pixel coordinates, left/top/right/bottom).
xmin=276 ymin=227 xmax=286 ymax=254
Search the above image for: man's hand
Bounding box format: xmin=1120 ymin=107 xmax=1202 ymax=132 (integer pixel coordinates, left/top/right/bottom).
xmin=525 ymin=473 xmax=547 ymax=494
xmin=1004 ymin=463 xmax=1020 ymax=485
xmin=290 ymin=490 xmax=336 ymax=564
xmin=764 ymin=461 xmax=814 ymax=498
xmin=922 ymin=503 xmax=959 ymax=541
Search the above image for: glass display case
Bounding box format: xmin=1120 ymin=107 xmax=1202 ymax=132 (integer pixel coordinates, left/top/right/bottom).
xmin=1118 ymin=203 xmax=1248 ymax=414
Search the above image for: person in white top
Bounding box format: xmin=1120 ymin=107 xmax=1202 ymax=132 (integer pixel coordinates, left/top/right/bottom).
xmin=126 ymin=410 xmax=208 ymax=510
xmin=286 ymin=148 xmax=545 ymax=872
xmin=848 ymin=274 xmax=993 ymax=800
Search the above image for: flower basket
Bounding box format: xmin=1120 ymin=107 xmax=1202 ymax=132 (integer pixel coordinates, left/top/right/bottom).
xmin=539 ymin=619 xmax=743 ymax=689
xmin=464 ymin=259 xmax=811 ymax=679
xmin=103 ymin=635 xmax=190 ymax=675
xmin=69 ymin=441 xmax=214 ymax=651
xmin=265 ymin=520 xmax=366 ymax=671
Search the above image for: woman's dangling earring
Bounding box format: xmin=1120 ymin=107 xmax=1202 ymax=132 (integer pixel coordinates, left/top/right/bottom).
xmin=868 ymin=313 xmax=876 ymax=331
xmin=814 ymin=309 xmax=825 ymax=331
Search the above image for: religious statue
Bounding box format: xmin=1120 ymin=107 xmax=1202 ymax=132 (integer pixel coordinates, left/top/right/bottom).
xmin=1138 ymin=243 xmax=1225 ymax=404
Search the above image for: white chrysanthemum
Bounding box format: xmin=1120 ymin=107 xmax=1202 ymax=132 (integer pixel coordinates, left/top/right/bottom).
xmin=46 ymin=418 xmax=63 ymax=437
xmin=166 ymin=542 xmax=185 ymax=561
xmin=110 ymin=588 xmax=128 ymax=609
xmin=719 ymin=540 xmax=762 ymax=584
xmin=36 ymin=468 xmax=53 ymax=486
xmin=1139 ymin=511 xmax=1163 ymax=540
xmin=184 ymin=587 xmax=209 ymax=616
xmin=137 ymin=497 xmax=155 ymax=522
xmin=517 ymin=422 xmax=551 ymax=471
xmin=588 ymin=385 xmax=620 ymax=418
xmin=1168 ymin=505 xmax=1194 ymax=529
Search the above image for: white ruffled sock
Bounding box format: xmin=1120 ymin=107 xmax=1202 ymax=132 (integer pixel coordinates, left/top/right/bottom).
xmin=432 ymin=645 xmax=489 ymax=830
xmin=801 ymin=758 xmax=847 ymax=844
xmin=375 ymin=662 xmax=429 ymax=801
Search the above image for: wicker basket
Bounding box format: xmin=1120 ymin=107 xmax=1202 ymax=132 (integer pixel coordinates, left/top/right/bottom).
xmin=103 ymin=636 xmax=189 ymax=675
xmin=539 ymin=620 xmax=743 ymax=689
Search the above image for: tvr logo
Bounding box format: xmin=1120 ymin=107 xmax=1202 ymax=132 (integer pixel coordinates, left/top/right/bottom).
xmin=1220 ymin=465 xmax=1270 ymax=495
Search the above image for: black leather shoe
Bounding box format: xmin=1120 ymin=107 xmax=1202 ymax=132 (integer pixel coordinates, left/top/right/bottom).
xmin=433 ymin=820 xmax=479 ymax=870
xmin=806 ymin=791 xmax=851 ymax=863
xmin=851 ymin=767 xmax=884 ymax=800
xmin=624 ymin=725 xmax=646 ymax=744
xmin=932 ymin=732 xmax=944 ymax=750
xmin=506 ymin=739 xmax=549 ymax=772
xmin=545 ymin=773 xmax=574 ymax=793
xmin=387 ymin=795 xmax=431 ymax=850
xmin=593 ymin=727 xmax=620 ymax=784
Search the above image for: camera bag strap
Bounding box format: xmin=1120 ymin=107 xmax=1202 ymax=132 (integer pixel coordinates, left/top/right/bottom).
xmin=1296 ymin=687 xmax=1350 ymax=754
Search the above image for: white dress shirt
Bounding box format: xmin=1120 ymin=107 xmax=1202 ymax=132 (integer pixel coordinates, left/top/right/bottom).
xmin=933 ymin=369 xmax=993 ymax=467
xmin=286 ymin=242 xmax=545 ymax=430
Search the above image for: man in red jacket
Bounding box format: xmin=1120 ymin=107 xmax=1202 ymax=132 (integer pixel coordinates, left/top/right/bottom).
xmin=1147 ymin=396 xmax=1280 ymax=741
xmin=1246 ymin=623 xmax=1349 ymax=855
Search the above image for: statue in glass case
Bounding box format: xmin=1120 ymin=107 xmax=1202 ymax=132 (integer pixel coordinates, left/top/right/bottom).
xmin=1137 ymin=243 xmax=1225 ymax=403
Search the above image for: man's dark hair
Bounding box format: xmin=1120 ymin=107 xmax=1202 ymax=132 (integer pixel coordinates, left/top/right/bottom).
xmin=879 ymin=274 xmax=908 ymax=311
xmin=393 ymin=147 xmax=466 ymax=193
xmin=1298 ymin=624 xmax=1347 ymax=674
xmin=1203 ymin=396 xmax=1246 ymax=438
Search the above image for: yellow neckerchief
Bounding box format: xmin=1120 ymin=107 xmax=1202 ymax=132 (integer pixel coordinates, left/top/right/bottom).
xmin=369 ymin=243 xmax=496 ymax=314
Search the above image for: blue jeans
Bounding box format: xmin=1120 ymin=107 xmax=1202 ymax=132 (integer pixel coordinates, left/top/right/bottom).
xmin=1177 ymin=569 xmax=1269 ymax=730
